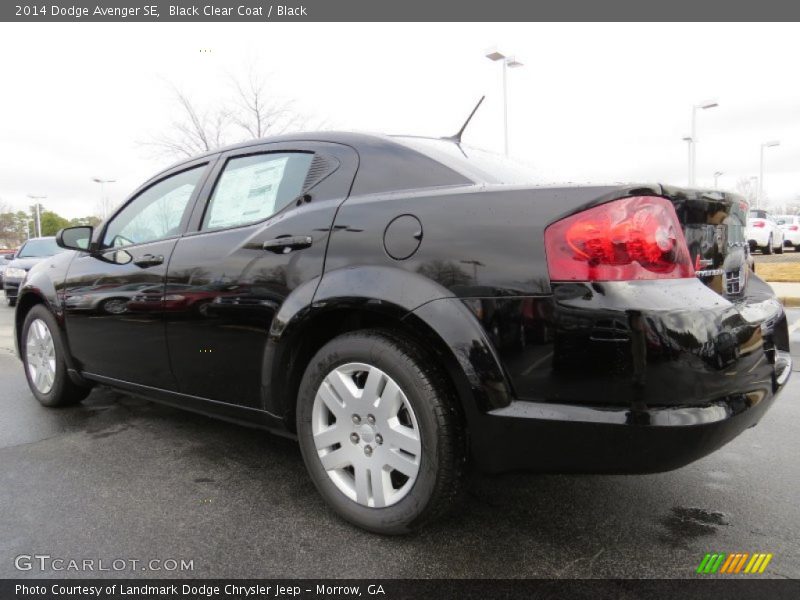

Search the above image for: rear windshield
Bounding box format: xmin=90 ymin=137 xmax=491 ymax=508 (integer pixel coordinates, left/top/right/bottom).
xmin=749 ymin=209 xmax=768 ymax=219
xmin=394 ymin=137 xmax=536 ymax=185
xmin=16 ymin=238 xmax=61 ymax=258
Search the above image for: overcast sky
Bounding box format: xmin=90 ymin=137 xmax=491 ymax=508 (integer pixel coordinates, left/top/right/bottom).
xmin=1 ymin=22 xmax=799 ymax=219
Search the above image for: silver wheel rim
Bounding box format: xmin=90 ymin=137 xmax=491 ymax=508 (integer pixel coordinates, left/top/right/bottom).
xmin=25 ymin=318 xmax=56 ymax=394
xmin=103 ymin=299 xmax=127 ymax=314
xmin=312 ymin=362 xmax=421 ymax=508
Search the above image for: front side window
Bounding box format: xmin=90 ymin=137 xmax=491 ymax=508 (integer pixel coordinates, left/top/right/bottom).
xmin=202 ymin=152 xmax=313 ymax=231
xmin=103 ymin=166 xmax=205 ymax=248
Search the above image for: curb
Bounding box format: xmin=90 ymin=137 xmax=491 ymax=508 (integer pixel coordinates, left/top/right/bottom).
xmin=777 ymin=296 xmax=800 ymax=308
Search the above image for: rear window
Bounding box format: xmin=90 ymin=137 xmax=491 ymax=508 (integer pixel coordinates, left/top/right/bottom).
xmin=394 ymin=137 xmax=536 ymax=185
xmin=749 ymin=209 xmax=768 ymax=219
xmin=16 ymin=238 xmax=61 ymax=258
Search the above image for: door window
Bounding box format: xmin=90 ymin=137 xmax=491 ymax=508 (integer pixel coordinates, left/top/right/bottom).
xmin=103 ymin=166 xmax=205 ymax=248
xmin=202 ymin=152 xmax=314 ymax=231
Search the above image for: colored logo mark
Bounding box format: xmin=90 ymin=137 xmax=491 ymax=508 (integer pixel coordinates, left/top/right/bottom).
xmin=696 ymin=552 xmax=773 ymax=574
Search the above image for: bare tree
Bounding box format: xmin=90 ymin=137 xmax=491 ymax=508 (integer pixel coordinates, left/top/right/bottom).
xmin=229 ymin=67 xmax=303 ymax=139
xmin=735 ymin=177 xmax=758 ymax=206
xmin=146 ymin=64 xmax=320 ymax=160
xmin=148 ymin=88 xmax=231 ymax=159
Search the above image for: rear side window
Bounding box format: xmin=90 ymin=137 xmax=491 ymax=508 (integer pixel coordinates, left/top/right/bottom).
xmin=202 ymin=152 xmax=314 ymax=231
xmin=749 ymin=209 xmax=768 ymax=219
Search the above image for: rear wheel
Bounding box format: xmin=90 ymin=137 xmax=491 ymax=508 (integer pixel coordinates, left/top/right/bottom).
xmin=764 ymin=235 xmax=773 ymax=255
xmin=776 ymin=238 xmax=784 ymax=254
xmin=296 ymin=330 xmax=464 ymax=534
xmin=22 ymin=305 xmax=91 ymax=407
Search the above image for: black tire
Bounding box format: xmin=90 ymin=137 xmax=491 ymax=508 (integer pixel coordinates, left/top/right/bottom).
xmin=764 ymin=236 xmax=773 ymax=255
xmin=296 ymin=329 xmax=464 ymax=534
xmin=21 ymin=304 xmax=91 ymax=407
xmin=6 ymin=296 xmax=16 ymax=307
xmin=776 ymin=241 xmax=784 ymax=254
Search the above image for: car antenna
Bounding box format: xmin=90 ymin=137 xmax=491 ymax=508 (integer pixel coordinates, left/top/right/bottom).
xmin=443 ymin=96 xmax=485 ymax=144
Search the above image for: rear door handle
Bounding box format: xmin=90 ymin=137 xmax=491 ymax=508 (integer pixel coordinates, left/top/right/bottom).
xmin=133 ymin=254 xmax=164 ymax=268
xmin=262 ymin=236 xmax=313 ymax=254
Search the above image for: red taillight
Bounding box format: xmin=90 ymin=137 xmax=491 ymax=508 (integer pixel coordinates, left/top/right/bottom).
xmin=544 ymin=196 xmax=695 ymax=281
xmin=752 ymin=221 xmax=766 ymax=228
xmin=789 ymin=225 xmax=799 ymax=231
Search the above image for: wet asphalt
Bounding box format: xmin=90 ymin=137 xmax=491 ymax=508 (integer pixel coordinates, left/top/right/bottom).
xmin=0 ymin=304 xmax=798 ymax=579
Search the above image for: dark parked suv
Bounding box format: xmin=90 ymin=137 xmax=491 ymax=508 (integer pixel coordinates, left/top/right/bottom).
xmin=15 ymin=133 xmax=792 ymax=533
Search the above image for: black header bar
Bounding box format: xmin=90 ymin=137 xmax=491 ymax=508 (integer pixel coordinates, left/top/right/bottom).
xmin=4 ymin=0 xmax=800 ymax=22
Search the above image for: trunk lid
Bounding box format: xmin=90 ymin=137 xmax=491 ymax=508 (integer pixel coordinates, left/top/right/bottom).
xmin=661 ymin=186 xmax=750 ymax=299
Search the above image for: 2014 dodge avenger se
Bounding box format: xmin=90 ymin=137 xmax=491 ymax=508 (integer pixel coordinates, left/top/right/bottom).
xmin=14 ymin=132 xmax=792 ymax=533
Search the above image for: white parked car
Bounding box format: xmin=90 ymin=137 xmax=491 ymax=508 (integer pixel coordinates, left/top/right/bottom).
xmin=747 ymin=209 xmax=784 ymax=254
xmin=775 ymin=215 xmax=800 ymax=250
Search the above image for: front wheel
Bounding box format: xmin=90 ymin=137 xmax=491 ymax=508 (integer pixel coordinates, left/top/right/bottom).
xmin=296 ymin=330 xmax=464 ymax=534
xmin=22 ymin=305 xmax=92 ymax=407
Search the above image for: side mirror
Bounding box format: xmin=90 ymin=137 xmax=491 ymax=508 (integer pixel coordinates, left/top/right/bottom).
xmin=56 ymin=226 xmax=94 ymax=251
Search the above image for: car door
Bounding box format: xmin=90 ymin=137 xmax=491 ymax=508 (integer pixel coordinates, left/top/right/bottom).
xmin=165 ymin=141 xmax=358 ymax=409
xmin=63 ymin=159 xmax=214 ymax=388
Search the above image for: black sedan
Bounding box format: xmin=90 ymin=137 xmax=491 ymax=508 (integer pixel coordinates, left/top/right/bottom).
xmin=14 ymin=132 xmax=792 ymax=534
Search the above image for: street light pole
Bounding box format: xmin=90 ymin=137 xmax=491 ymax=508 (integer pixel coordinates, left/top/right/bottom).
xmin=713 ymin=171 xmax=723 ymax=188
xmin=26 ymin=194 xmax=46 ymax=238
xmin=758 ymin=141 xmax=780 ymax=209
xmin=687 ymin=100 xmax=719 ymax=186
xmin=502 ymin=59 xmax=508 ymax=156
xmin=485 ymin=48 xmax=523 ymax=156
xmin=92 ymin=177 xmax=116 ymax=219
xmin=682 ymin=137 xmax=692 ymax=186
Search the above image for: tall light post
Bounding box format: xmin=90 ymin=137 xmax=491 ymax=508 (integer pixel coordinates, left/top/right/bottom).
xmin=685 ymin=100 xmax=719 ymax=186
xmin=682 ymin=136 xmax=692 ymax=186
xmin=713 ymin=171 xmax=724 ymax=188
xmin=26 ymin=194 xmax=46 ymax=238
xmin=485 ymin=48 xmax=523 ymax=156
xmin=92 ymin=177 xmax=116 ymax=219
xmin=758 ymin=141 xmax=780 ymax=209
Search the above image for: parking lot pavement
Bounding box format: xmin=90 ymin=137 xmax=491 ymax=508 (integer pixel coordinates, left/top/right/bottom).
xmin=1 ymin=305 xmax=799 ymax=579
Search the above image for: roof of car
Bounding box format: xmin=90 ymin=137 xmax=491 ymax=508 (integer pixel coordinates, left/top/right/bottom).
xmin=151 ymin=131 xmax=475 ymax=197
xmin=173 ymin=131 xmax=409 ymax=164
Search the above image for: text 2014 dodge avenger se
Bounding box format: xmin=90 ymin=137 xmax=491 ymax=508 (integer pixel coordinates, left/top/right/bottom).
xmin=15 ymin=133 xmax=792 ymax=533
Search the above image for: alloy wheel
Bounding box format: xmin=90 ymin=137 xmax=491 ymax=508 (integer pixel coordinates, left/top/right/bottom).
xmin=103 ymin=299 xmax=128 ymax=315
xmin=26 ymin=318 xmax=56 ymax=394
xmin=311 ymin=362 xmax=421 ymax=508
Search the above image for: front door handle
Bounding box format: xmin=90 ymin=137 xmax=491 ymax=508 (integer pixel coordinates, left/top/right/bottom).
xmin=262 ymin=236 xmax=313 ymax=254
xmin=133 ymin=254 xmax=164 ymax=268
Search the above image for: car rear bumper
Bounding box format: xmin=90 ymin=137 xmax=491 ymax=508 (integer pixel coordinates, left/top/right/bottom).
xmin=783 ymin=231 xmax=800 ymax=246
xmin=3 ymin=281 xmax=21 ymax=300
xmin=747 ymin=229 xmax=771 ymax=247
xmin=472 ymin=350 xmax=789 ymax=473
xmin=452 ymin=278 xmax=791 ymax=473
